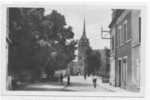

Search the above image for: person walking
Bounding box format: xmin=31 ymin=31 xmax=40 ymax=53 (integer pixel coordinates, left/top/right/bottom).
xmin=67 ymin=75 xmax=70 ymax=86
xmin=84 ymin=74 xmax=86 ymax=80
xmin=60 ymin=74 xmax=63 ymax=84
xmin=92 ymin=74 xmax=97 ymax=88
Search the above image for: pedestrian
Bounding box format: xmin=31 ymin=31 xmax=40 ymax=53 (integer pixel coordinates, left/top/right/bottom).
xmin=92 ymin=74 xmax=97 ymax=88
xmin=84 ymin=74 xmax=86 ymax=80
xmin=60 ymin=74 xmax=63 ymax=84
xmin=67 ymin=75 xmax=70 ymax=86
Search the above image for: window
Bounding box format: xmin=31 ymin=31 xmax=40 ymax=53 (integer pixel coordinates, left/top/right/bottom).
xmin=112 ymin=36 xmax=114 ymax=50
xmin=117 ymin=28 xmax=119 ymax=47
xmin=117 ymin=26 xmax=122 ymax=47
xmin=123 ymin=58 xmax=127 ymax=63
xmin=121 ymin=26 xmax=124 ymax=44
xmin=117 ymin=29 xmax=120 ymax=47
xmin=123 ymin=20 xmax=128 ymax=41
xmin=139 ymin=17 xmax=141 ymax=43
xmin=111 ymin=28 xmax=115 ymax=50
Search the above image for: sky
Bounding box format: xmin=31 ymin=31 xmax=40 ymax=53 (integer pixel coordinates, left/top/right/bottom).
xmin=44 ymin=5 xmax=112 ymax=50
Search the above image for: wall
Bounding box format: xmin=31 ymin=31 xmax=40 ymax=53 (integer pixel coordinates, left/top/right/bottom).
xmin=115 ymin=11 xmax=133 ymax=89
xmin=131 ymin=10 xmax=141 ymax=91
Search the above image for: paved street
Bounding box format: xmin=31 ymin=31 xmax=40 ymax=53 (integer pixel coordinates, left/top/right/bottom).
xmin=62 ymin=75 xmax=115 ymax=92
xmin=18 ymin=75 xmax=128 ymax=92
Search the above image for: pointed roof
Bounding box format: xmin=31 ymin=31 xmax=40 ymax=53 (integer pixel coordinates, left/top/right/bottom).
xmin=81 ymin=19 xmax=87 ymax=39
xmin=79 ymin=19 xmax=89 ymax=46
xmin=83 ymin=19 xmax=86 ymax=36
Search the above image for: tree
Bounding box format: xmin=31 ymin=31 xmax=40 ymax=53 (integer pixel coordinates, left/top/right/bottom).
xmin=8 ymin=8 xmax=46 ymax=81
xmin=42 ymin=10 xmax=77 ymax=76
xmin=86 ymin=48 xmax=101 ymax=75
xmin=104 ymin=47 xmax=110 ymax=78
xmin=8 ymin=8 xmax=77 ymax=82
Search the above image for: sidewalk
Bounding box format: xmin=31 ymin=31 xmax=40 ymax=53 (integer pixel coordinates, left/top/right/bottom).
xmin=99 ymin=82 xmax=129 ymax=92
xmin=18 ymin=81 xmax=71 ymax=91
xmin=96 ymin=77 xmax=135 ymax=93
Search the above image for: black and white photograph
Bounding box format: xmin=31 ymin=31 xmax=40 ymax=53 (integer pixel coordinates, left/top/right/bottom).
xmin=0 ymin=1 xmax=148 ymax=98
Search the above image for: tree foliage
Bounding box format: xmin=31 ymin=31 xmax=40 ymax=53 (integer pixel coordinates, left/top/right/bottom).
xmin=8 ymin=8 xmax=77 ymax=80
xmin=104 ymin=47 xmax=110 ymax=77
xmin=85 ymin=48 xmax=101 ymax=75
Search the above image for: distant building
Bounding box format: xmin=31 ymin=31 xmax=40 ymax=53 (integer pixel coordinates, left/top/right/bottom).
xmin=68 ymin=61 xmax=80 ymax=75
xmin=109 ymin=9 xmax=141 ymax=91
xmin=54 ymin=69 xmax=66 ymax=77
xmin=78 ymin=19 xmax=90 ymax=75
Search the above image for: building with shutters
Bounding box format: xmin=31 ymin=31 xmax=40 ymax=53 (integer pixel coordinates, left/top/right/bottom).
xmin=109 ymin=9 xmax=141 ymax=91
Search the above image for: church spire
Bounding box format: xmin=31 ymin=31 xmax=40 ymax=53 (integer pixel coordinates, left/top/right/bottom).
xmin=82 ymin=18 xmax=87 ymax=38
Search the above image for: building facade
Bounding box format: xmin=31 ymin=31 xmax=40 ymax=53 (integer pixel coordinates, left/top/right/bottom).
xmin=78 ymin=20 xmax=89 ymax=75
xmin=109 ymin=9 xmax=141 ymax=91
xmin=131 ymin=10 xmax=141 ymax=90
xmin=68 ymin=61 xmax=80 ymax=75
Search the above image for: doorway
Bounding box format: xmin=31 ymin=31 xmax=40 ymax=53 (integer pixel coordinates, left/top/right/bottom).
xmin=118 ymin=60 xmax=122 ymax=87
xmin=122 ymin=57 xmax=127 ymax=89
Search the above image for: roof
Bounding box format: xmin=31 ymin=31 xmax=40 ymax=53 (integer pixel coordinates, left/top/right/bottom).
xmin=109 ymin=9 xmax=125 ymax=28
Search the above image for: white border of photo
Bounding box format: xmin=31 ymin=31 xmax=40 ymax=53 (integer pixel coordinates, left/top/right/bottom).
xmin=0 ymin=1 xmax=148 ymax=99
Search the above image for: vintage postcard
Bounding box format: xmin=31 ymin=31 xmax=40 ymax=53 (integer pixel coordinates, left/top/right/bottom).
xmin=0 ymin=1 xmax=146 ymax=98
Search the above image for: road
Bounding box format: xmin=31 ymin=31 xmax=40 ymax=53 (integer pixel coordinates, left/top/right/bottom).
xmin=63 ymin=75 xmax=114 ymax=92
xmin=20 ymin=75 xmax=115 ymax=92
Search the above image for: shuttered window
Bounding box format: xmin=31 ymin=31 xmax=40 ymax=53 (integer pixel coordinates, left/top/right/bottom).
xmin=139 ymin=17 xmax=141 ymax=43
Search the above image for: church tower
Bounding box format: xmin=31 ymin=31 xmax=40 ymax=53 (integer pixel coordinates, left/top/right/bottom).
xmin=78 ymin=19 xmax=89 ymax=74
